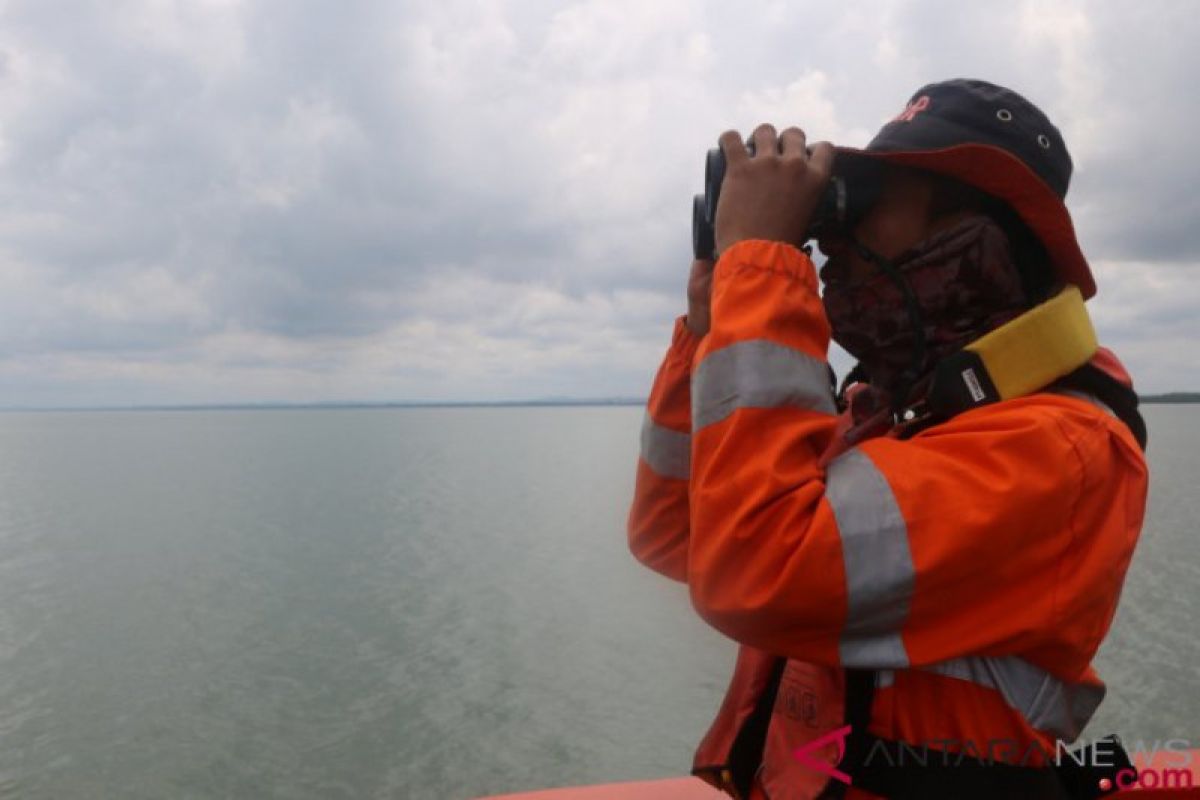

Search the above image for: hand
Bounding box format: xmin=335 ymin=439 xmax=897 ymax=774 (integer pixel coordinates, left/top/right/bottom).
xmin=685 ymin=258 xmax=715 ymax=336
xmin=713 ymin=124 xmax=834 ymax=256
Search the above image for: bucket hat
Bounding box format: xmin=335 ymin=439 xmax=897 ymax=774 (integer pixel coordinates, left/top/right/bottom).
xmin=835 ymin=79 xmax=1095 ymax=298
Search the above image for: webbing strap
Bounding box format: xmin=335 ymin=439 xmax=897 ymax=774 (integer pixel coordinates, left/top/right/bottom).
xmin=821 ymin=669 xmax=878 ymax=799
xmin=1053 ymin=364 xmax=1147 ymax=451
xmin=726 ymin=657 xmax=787 ymax=799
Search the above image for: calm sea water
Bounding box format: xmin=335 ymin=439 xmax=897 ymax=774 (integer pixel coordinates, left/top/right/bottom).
xmin=0 ymin=405 xmax=1195 ymax=799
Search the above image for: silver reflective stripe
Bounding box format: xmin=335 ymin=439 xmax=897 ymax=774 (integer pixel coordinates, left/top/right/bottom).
xmin=1048 ymin=388 xmax=1117 ymax=419
xmin=639 ymin=413 xmax=690 ymax=479
xmin=876 ymin=670 xmax=896 ymax=689
xmin=922 ymin=655 xmax=1105 ymax=740
xmin=691 ymin=339 xmax=836 ymax=431
xmin=826 ymin=448 xmax=914 ymax=669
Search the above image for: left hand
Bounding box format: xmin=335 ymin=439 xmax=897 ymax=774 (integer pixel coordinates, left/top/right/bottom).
xmin=713 ymin=124 xmax=834 ymax=256
xmin=685 ymin=258 xmax=716 ymax=336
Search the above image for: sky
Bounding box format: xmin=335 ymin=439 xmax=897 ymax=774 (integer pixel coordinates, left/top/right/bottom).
xmin=0 ymin=0 xmax=1197 ymax=407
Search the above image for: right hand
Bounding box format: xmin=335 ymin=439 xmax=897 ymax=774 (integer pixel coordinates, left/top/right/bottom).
xmin=713 ymin=124 xmax=834 ymax=255
xmin=685 ymin=258 xmax=716 ymax=336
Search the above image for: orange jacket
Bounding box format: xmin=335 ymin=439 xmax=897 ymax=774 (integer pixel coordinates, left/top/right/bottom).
xmin=628 ymin=240 xmax=1148 ymax=799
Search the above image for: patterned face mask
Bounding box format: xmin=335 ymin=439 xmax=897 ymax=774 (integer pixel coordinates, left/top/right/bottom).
xmin=821 ymin=215 xmax=1029 ymax=393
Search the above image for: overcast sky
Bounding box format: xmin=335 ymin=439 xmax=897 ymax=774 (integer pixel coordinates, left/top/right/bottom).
xmin=0 ymin=0 xmax=1197 ymax=407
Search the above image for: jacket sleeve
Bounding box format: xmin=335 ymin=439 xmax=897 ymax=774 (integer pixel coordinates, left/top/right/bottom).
xmin=687 ymin=240 xmax=1148 ymax=676
xmin=627 ymin=315 xmax=704 ymax=583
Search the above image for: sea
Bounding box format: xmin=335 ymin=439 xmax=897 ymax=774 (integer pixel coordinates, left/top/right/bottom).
xmin=0 ymin=404 xmax=1195 ymax=799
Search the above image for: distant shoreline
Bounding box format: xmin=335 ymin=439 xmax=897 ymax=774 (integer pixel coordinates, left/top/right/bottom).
xmin=1140 ymin=394 xmax=1200 ymax=404
xmin=0 ymin=399 xmax=650 ymax=413
xmin=3 ymin=395 xmax=1198 ymax=413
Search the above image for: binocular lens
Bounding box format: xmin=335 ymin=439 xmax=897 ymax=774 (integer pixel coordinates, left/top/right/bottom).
xmin=693 ymin=194 xmax=714 ymax=262
xmin=691 ymin=143 xmax=879 ymax=261
xmin=704 ymin=147 xmax=726 ymax=224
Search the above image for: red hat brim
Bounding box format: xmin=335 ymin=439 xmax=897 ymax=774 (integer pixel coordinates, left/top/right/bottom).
xmin=834 ymin=143 xmax=1096 ymax=299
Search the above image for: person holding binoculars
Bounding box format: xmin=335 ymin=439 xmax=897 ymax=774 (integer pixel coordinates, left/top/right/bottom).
xmin=627 ymin=79 xmax=1149 ymax=800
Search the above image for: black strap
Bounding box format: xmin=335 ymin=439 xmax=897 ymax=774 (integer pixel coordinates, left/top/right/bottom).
xmin=1056 ymin=735 xmax=1137 ymax=800
xmin=893 ymin=360 xmax=1148 ymax=450
xmin=820 ymin=668 xmax=878 ymax=799
xmin=726 ymin=657 xmax=787 ymax=799
xmin=926 ymin=349 xmax=1002 ymax=419
xmin=1053 ymin=364 xmax=1148 ymax=450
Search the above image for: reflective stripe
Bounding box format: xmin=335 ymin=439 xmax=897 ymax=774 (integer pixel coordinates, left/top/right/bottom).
xmin=923 ymin=656 xmax=1105 ymax=740
xmin=825 ymin=448 xmax=914 ymax=669
xmin=691 ymin=339 xmax=836 ymax=431
xmin=640 ymin=413 xmax=690 ymax=479
xmin=1048 ymin=388 xmax=1117 ymax=419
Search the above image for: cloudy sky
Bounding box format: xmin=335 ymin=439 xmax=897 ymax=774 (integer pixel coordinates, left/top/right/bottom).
xmin=0 ymin=0 xmax=1197 ymax=407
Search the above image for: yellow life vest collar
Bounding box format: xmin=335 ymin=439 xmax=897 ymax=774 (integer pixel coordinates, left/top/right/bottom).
xmin=925 ymin=285 xmax=1098 ymax=419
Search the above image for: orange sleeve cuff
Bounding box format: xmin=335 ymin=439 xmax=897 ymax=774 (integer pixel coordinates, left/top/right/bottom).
xmin=714 ymin=240 xmax=820 ymax=293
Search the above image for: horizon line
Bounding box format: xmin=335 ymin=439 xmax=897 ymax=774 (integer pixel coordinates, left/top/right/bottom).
xmin=0 ymin=398 xmax=650 ymax=413
xmin=2 ymin=393 xmax=1198 ymax=414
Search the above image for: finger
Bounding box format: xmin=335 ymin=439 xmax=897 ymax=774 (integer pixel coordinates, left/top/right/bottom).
xmin=718 ymin=130 xmax=748 ymax=165
xmin=779 ymin=127 xmax=807 ymax=158
xmin=751 ymin=123 xmax=778 ymax=156
xmin=687 ymin=259 xmax=715 ymax=304
xmin=807 ymin=141 xmax=836 ymax=181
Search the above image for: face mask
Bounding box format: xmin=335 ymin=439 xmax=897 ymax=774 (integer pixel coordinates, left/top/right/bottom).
xmin=822 ymin=215 xmax=1029 ymax=391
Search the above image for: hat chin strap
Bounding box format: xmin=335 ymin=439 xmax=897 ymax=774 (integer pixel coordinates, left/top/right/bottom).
xmin=846 ymin=235 xmax=928 ymax=414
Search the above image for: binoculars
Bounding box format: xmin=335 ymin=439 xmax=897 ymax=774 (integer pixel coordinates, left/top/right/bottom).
xmin=692 ymin=141 xmax=881 ymax=260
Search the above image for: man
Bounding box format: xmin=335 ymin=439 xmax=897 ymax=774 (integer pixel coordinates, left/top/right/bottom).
xmin=627 ymin=79 xmax=1148 ymax=799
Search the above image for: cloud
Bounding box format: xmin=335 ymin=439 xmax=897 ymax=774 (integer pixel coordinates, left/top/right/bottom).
xmin=0 ymin=0 xmax=1197 ymax=405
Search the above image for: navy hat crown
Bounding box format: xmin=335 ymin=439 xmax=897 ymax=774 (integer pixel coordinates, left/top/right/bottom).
xmin=868 ymin=78 xmax=1073 ymax=199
